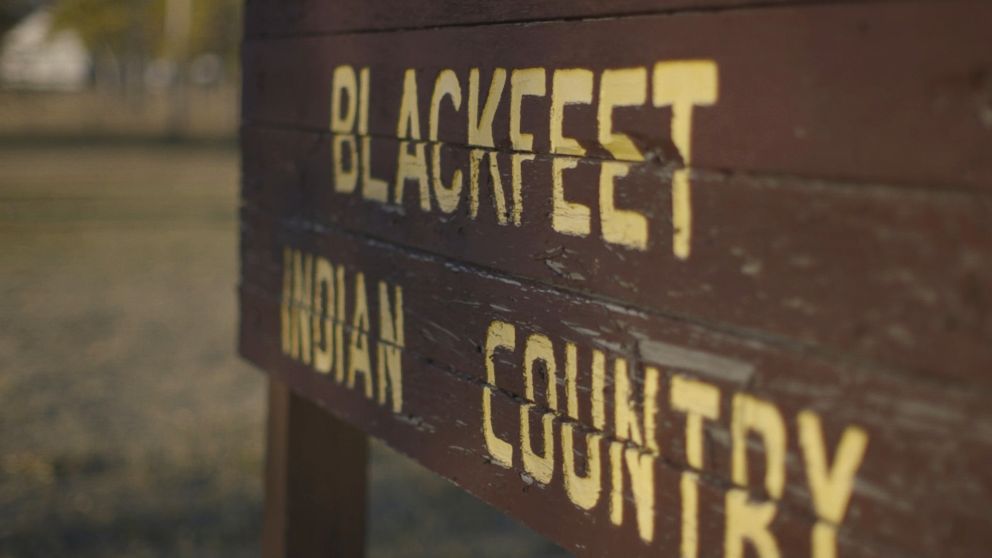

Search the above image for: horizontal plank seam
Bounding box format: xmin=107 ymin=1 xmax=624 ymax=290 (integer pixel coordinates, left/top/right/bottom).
xmin=238 ymin=208 xmax=992 ymax=397
xmin=240 ymin=272 xmax=992 ymax=437
xmin=243 ymin=302 xmax=985 ymax=557
xmin=241 ymin=291 xmax=864 ymax=532
xmin=241 ymin=0 xmax=912 ymax=41
xmin=240 ymin=124 xmax=992 ymax=198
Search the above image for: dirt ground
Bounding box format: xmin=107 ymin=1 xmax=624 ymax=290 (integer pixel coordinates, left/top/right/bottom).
xmin=0 ymin=141 xmax=567 ymax=557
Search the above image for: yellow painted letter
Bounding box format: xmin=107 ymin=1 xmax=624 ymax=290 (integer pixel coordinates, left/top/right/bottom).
xmin=467 ymin=68 xmax=508 ymax=222
xmin=395 ymin=69 xmax=430 ymax=210
xmin=598 ymin=68 xmax=648 ymax=249
xmin=347 ymin=272 xmax=373 ymax=398
xmin=671 ymin=375 xmax=721 ymax=558
xmin=331 ymin=65 xmax=358 ymax=193
xmin=292 ymin=250 xmax=313 ymax=364
xmin=312 ymin=257 xmax=335 ymax=374
xmin=653 ymin=60 xmax=718 ymax=260
xmin=280 ymin=247 xmax=295 ymax=356
xmin=562 ymin=348 xmax=602 ymax=509
xmin=725 ymin=489 xmax=780 ymax=558
xmin=509 ymin=68 xmax=545 ymax=226
xmin=550 ymin=69 xmax=593 ymax=237
xmin=520 ymin=333 xmax=556 ymax=485
xmin=376 ymin=282 xmax=404 ymax=412
xmin=799 ymin=410 xmax=869 ymax=558
xmin=429 ymin=69 xmax=464 ymax=213
xmin=610 ymin=360 xmax=658 ymax=543
xmin=483 ymin=321 xmax=515 ymax=468
xmin=468 ymin=68 xmax=506 ymax=148
xmin=725 ymin=393 xmax=785 ymax=558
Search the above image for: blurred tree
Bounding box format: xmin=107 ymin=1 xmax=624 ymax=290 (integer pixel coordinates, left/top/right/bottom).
xmin=48 ymin=0 xmax=241 ymax=137
xmin=49 ymin=0 xmax=241 ymax=66
xmin=189 ymin=0 xmax=241 ymax=63
xmin=51 ymin=0 xmax=156 ymax=57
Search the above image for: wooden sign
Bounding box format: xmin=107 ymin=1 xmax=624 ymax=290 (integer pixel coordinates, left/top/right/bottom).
xmin=239 ymin=2 xmax=992 ymax=556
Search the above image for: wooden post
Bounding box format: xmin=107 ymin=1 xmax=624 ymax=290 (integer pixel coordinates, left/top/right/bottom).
xmin=262 ymin=378 xmax=368 ymax=558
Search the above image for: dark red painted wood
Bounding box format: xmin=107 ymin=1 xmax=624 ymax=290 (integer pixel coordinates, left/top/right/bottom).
xmin=242 ymin=1 xmax=992 ymax=191
xmin=242 ymin=127 xmax=992 ymax=387
xmin=240 ymin=215 xmax=992 ymax=558
xmin=240 ymin=1 xmax=992 ymax=556
xmin=244 ymin=0 xmax=852 ymax=37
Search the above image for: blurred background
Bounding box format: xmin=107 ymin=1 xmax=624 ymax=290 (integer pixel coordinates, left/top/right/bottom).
xmin=0 ymin=1 xmax=567 ymax=556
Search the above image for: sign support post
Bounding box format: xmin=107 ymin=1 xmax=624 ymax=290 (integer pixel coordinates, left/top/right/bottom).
xmin=262 ymin=378 xmax=368 ymax=558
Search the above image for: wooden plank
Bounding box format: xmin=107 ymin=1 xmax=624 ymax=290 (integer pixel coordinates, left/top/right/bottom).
xmin=242 ymin=1 xmax=992 ymax=191
xmin=261 ymin=379 xmax=289 ymax=558
xmin=240 ymin=1 xmax=992 ymax=555
xmin=261 ymin=378 xmax=369 ymax=558
xmin=244 ymin=0 xmax=848 ymax=37
xmin=241 ymin=127 xmax=992 ymax=387
xmin=239 ymin=214 xmax=992 ymax=558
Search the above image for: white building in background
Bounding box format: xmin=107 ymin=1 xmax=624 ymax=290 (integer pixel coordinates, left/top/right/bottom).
xmin=0 ymin=9 xmax=90 ymax=91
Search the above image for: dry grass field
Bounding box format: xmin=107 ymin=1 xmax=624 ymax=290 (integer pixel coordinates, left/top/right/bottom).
xmin=0 ymin=128 xmax=567 ymax=556
xmin=0 ymin=89 xmax=239 ymax=140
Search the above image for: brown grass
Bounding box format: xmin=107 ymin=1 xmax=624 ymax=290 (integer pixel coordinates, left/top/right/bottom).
xmin=0 ymin=88 xmax=238 ymax=140
xmin=0 ymin=136 xmax=567 ymax=557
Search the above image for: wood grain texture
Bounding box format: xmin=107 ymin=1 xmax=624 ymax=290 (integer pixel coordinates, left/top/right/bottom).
xmin=239 ymin=215 xmax=992 ymax=558
xmin=242 ymin=127 xmax=992 ymax=386
xmin=240 ymin=1 xmax=992 ymax=555
xmin=261 ymin=379 xmax=289 ymax=558
xmin=242 ymin=1 xmax=992 ymax=191
xmin=244 ymin=0 xmax=851 ymax=37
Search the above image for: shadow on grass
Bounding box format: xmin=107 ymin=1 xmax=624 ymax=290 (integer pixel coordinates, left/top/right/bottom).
xmin=0 ymin=461 xmax=261 ymax=558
